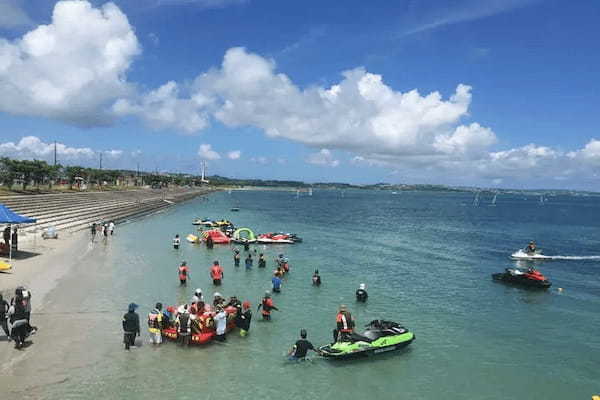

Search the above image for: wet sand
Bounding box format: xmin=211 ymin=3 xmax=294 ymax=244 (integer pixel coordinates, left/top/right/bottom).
xmin=0 ymin=231 xmax=111 ymax=397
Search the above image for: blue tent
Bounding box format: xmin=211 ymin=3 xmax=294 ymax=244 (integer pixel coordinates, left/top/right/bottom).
xmin=0 ymin=204 xmax=36 ymax=224
xmin=1 ymin=204 xmax=36 ymax=268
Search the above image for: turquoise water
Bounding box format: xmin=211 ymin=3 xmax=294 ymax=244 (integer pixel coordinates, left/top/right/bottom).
xmin=32 ymin=191 xmax=600 ymax=399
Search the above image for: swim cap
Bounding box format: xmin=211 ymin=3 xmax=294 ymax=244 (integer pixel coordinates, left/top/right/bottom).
xmin=300 ymin=329 xmax=307 ymax=338
xmin=214 ymin=292 xmax=222 ymax=298
xmin=195 ymin=288 xmax=202 ymax=295
xmin=339 ymin=304 xmax=347 ymax=311
xmin=359 ymin=283 xmax=366 ymax=290
xmin=242 ymin=301 xmax=251 ymax=309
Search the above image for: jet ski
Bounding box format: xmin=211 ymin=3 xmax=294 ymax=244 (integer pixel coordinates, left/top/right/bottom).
xmin=256 ymin=233 xmax=295 ymax=244
xmin=192 ymin=218 xmax=215 ymax=226
xmin=318 ymin=320 xmax=415 ymax=360
xmin=492 ymin=268 xmax=551 ymax=289
xmin=510 ymin=249 xmax=549 ymax=260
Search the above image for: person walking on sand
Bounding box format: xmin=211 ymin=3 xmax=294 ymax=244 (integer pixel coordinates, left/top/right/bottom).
xmin=178 ymin=261 xmax=190 ymax=286
xmin=173 ymin=234 xmax=180 ymax=250
xmin=109 ymin=221 xmax=115 ymax=236
xmin=0 ymin=294 xmax=9 ymax=340
xmin=90 ymin=223 xmax=97 ymax=242
xmin=3 ymin=226 xmax=10 ymax=247
xmin=122 ymin=303 xmax=140 ymax=350
xmin=102 ymin=223 xmax=108 ymax=240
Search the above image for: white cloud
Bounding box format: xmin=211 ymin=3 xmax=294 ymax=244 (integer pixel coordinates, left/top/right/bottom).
xmin=198 ymin=144 xmax=220 ymax=160
xmin=306 ymin=149 xmax=340 ymax=167
xmin=250 ymin=156 xmax=268 ymax=164
xmin=0 ymin=0 xmax=140 ymax=125
xmin=0 ymin=136 xmax=126 ymax=164
xmin=568 ymin=139 xmax=600 ymax=167
xmin=227 ymin=150 xmax=241 ymax=160
xmin=0 ymin=0 xmax=32 ymax=29
xmin=113 ymin=81 xmax=209 ymax=134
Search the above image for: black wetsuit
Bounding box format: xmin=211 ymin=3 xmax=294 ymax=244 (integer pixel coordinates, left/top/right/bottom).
xmin=234 ymin=253 xmax=240 ymax=267
xmin=258 ymin=257 xmax=266 ymax=268
xmin=292 ymin=339 xmax=315 ymax=359
xmin=235 ymin=308 xmax=252 ymax=332
xmin=356 ymin=289 xmax=368 ymax=302
xmin=122 ymin=311 xmax=140 ymax=350
xmin=0 ymin=297 xmax=9 ymax=338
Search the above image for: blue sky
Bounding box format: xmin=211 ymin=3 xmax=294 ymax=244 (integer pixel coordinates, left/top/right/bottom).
xmin=0 ymin=0 xmax=599 ymax=189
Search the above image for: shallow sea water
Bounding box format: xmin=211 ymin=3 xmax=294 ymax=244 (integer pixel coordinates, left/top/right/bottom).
xmin=26 ymin=190 xmax=600 ymax=399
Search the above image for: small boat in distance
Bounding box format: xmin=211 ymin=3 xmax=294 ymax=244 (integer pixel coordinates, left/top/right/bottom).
xmin=231 ymin=207 xmax=240 ymax=212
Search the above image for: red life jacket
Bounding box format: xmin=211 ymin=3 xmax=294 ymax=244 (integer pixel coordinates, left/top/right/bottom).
xmin=178 ymin=266 xmax=188 ymax=280
xmin=210 ymin=265 xmax=223 ymax=280
xmin=261 ymin=298 xmax=273 ymax=315
xmin=336 ymin=311 xmax=354 ymax=332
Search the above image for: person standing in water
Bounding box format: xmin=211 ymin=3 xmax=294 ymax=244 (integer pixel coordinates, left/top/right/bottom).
xmin=214 ymin=306 xmax=227 ymax=342
xmin=206 ymin=235 xmax=214 ymax=249
xmin=173 ymin=234 xmax=180 ymax=250
xmin=122 ymin=303 xmax=140 ymax=350
xmin=147 ymin=303 xmax=163 ymax=345
xmin=210 ymin=261 xmax=224 ymax=285
xmin=288 ymin=329 xmax=318 ymax=361
xmin=312 ymin=270 xmax=321 ymax=286
xmin=355 ymin=283 xmax=368 ymax=302
xmin=233 ymin=249 xmax=241 ymax=267
xmin=178 ymin=261 xmax=190 ymax=286
xmin=272 ymin=273 xmax=282 ymax=293
xmin=90 ymin=223 xmax=97 ymax=243
xmin=258 ymin=253 xmax=266 ymax=268
xmin=235 ymin=301 xmax=252 ymax=336
xmin=176 ymin=305 xmax=191 ymax=346
xmin=257 ymin=291 xmax=279 ymax=321
xmin=334 ymin=305 xmax=354 ymax=342
xmin=245 ymin=254 xmax=253 ymax=270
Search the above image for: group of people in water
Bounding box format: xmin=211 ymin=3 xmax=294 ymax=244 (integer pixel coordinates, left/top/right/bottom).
xmin=119 ymin=237 xmax=372 ymax=359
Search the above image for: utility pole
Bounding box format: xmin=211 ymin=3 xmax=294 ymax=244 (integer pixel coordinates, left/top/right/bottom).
xmin=99 ymin=152 xmax=103 ymax=170
xmin=136 ymin=162 xmax=140 ymax=186
xmin=53 ymin=141 xmax=57 ymax=166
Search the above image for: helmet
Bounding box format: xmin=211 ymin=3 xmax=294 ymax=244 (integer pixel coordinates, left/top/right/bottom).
xmin=359 ymin=283 xmax=366 ymax=290
xmin=214 ymin=260 xmax=219 ymax=265
xmin=155 ymin=302 xmax=162 ymax=310
xmin=181 ymin=260 xmax=187 ymax=265
xmin=264 ymin=291 xmax=271 ymax=298
xmin=300 ymin=329 xmax=307 ymax=338
xmin=242 ymin=301 xmax=251 ymax=309
xmin=191 ymin=296 xmax=199 ymax=303
xmin=128 ymin=303 xmax=138 ymax=312
xmin=339 ymin=304 xmax=347 ymax=311
xmin=214 ymin=292 xmax=222 ymax=298
xmin=195 ymin=288 xmax=202 ymax=296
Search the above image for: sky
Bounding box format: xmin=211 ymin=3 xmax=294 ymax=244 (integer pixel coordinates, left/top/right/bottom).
xmin=0 ymin=0 xmax=599 ymax=189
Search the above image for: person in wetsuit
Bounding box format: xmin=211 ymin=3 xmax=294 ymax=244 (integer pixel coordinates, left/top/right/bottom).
xmin=258 ymin=253 xmax=266 ymax=268
xmin=245 ymin=254 xmax=253 ymax=270
xmin=122 ymin=303 xmax=140 ymax=350
xmin=173 ymin=234 xmax=180 ymax=250
xmin=356 ymin=283 xmax=368 ymax=302
xmin=233 ymin=249 xmax=241 ymax=267
xmin=288 ymin=329 xmax=318 ymax=361
xmin=235 ymin=301 xmax=252 ymax=337
xmin=312 ymin=270 xmax=321 ymax=286
xmin=206 ymin=235 xmax=214 ymax=249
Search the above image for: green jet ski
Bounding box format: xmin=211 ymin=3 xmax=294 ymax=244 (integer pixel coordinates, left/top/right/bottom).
xmin=318 ymin=320 xmax=414 ymax=359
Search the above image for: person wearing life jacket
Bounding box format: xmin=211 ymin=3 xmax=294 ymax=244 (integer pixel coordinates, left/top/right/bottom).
xmin=257 ymin=291 xmax=279 ymax=321
xmin=281 ymin=259 xmax=290 ymax=273
xmin=356 ymin=283 xmax=368 ymax=302
xmin=163 ymin=306 xmax=175 ymax=329
xmin=334 ymin=305 xmax=355 ymax=342
xmin=213 ymin=292 xmax=225 ymax=308
xmin=226 ymin=296 xmax=241 ymax=308
xmin=176 ymin=305 xmax=191 ymax=346
xmin=210 ymin=261 xmax=224 ymax=285
xmin=525 ymin=241 xmax=537 ymax=254
xmin=233 ymin=249 xmax=241 ymax=267
xmin=312 ymin=270 xmax=321 ymax=286
xmin=173 ymin=234 xmax=180 ymax=250
xmin=235 ymin=301 xmax=252 ymax=337
xmin=178 ymin=261 xmax=190 ymax=286
xmin=258 ymin=253 xmax=266 ymax=268
xmin=148 ymin=303 xmax=163 ymax=345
